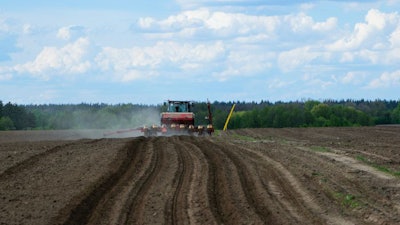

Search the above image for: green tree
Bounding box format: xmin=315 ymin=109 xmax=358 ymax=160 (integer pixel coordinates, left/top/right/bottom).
xmin=311 ymin=103 xmax=331 ymax=119
xmin=391 ymin=104 xmax=400 ymax=123
xmin=304 ymin=100 xmax=320 ymax=112
xmin=0 ymin=116 xmax=15 ymax=130
xmin=3 ymin=102 xmax=35 ymax=129
xmin=0 ymin=101 xmax=3 ymax=117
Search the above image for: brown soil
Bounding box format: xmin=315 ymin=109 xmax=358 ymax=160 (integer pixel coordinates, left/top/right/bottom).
xmin=0 ymin=127 xmax=399 ymax=225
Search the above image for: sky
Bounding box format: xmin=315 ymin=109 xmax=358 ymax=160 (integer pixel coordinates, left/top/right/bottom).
xmin=0 ymin=0 xmax=400 ymax=104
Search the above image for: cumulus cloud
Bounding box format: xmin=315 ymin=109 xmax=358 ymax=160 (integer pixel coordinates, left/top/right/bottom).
xmin=14 ymin=37 xmax=91 ymax=79
xmin=3 ymin=3 xmax=400 ymax=96
xmin=136 ymin=8 xmax=340 ymax=42
xmin=57 ymin=25 xmax=86 ymax=41
xmin=389 ymin=25 xmax=400 ymax=47
xmin=328 ymin=9 xmax=400 ymax=51
xmin=341 ymin=71 xmax=366 ymax=84
xmin=95 ymin=41 xmax=226 ymax=81
xmin=278 ymin=47 xmax=322 ymax=72
xmin=367 ymin=70 xmax=400 ymax=88
xmin=283 ymin=13 xmax=337 ymax=33
xmin=215 ymin=49 xmax=274 ymax=81
xmin=136 ymin=8 xmax=280 ymax=38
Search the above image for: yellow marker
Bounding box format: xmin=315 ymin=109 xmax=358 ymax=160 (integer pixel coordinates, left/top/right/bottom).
xmin=223 ymin=104 xmax=236 ymax=131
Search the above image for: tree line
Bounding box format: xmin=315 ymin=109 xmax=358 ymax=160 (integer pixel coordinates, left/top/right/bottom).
xmin=0 ymin=101 xmax=36 ymax=130
xmin=227 ymin=100 xmax=400 ymax=129
xmin=0 ymin=99 xmax=399 ymax=131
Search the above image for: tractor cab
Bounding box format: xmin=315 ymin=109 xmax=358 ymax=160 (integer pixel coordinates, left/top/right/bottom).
xmin=166 ymin=101 xmax=193 ymax=113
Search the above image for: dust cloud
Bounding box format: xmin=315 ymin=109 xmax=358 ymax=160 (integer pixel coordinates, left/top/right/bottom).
xmin=41 ymin=106 xmax=164 ymax=139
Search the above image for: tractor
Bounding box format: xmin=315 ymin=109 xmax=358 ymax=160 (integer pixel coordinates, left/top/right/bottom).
xmin=142 ymin=100 xmax=214 ymax=136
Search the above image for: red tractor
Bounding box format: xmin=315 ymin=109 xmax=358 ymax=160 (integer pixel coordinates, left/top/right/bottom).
xmin=142 ymin=100 xmax=214 ymax=136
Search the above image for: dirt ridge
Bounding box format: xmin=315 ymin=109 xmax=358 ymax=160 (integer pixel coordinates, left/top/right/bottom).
xmin=1 ymin=127 xmax=399 ymax=225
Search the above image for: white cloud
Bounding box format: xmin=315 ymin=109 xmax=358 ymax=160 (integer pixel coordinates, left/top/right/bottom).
xmin=303 ymin=73 xmax=334 ymax=89
xmin=14 ymin=37 xmax=91 ymax=79
xmin=120 ymin=70 xmax=158 ymax=82
xmin=328 ymin=9 xmax=400 ymax=51
xmin=137 ymin=8 xmax=281 ymax=38
xmin=57 ymin=27 xmax=71 ymax=40
xmin=57 ymin=25 xmax=86 ymax=41
xmin=341 ymin=71 xmax=366 ymax=84
xmin=278 ymin=46 xmax=322 ymax=72
xmin=339 ymin=51 xmax=354 ymax=62
xmin=95 ymin=41 xmax=226 ymax=81
xmin=137 ymin=8 xmax=340 ymax=41
xmin=284 ymin=13 xmax=337 ymax=33
xmin=3 ymin=3 xmax=400 ymax=96
xmin=215 ymin=50 xmax=274 ymax=81
xmin=389 ymin=26 xmax=400 ymax=47
xmin=367 ymin=70 xmax=400 ymax=88
xmin=138 ymin=17 xmax=156 ymax=29
xmin=312 ymin=17 xmax=338 ymax=32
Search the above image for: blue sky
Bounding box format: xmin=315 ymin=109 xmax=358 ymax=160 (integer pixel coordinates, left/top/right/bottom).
xmin=1 ymin=0 xmax=399 ymax=104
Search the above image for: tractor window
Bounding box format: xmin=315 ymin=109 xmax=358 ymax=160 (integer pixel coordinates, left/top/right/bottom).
xmin=180 ymin=103 xmax=187 ymax=112
xmin=168 ymin=103 xmax=176 ymax=112
xmin=168 ymin=102 xmax=188 ymax=112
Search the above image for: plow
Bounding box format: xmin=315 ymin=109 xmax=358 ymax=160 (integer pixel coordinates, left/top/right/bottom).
xmin=104 ymin=100 xmax=214 ymax=137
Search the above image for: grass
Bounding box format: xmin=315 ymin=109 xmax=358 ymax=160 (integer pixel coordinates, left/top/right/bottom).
xmin=334 ymin=192 xmax=361 ymax=209
xmin=231 ymin=133 xmax=258 ymax=142
xmin=356 ymin=155 xmax=400 ymax=177
xmin=333 ymin=192 xmax=361 ymax=208
xmin=310 ymin=146 xmax=331 ymax=152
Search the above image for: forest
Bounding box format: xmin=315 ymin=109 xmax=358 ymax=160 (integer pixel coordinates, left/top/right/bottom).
xmin=0 ymin=99 xmax=399 ymax=131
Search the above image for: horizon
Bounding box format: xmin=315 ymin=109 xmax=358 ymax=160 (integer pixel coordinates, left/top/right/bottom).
xmin=2 ymin=98 xmax=399 ymax=106
xmin=1 ymin=1 xmax=400 ymax=105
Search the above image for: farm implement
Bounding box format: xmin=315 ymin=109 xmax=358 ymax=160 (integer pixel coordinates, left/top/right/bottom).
xmin=104 ymin=100 xmax=214 ymax=137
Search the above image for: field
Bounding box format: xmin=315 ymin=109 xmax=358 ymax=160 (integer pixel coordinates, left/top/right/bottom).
xmin=0 ymin=127 xmax=399 ymax=225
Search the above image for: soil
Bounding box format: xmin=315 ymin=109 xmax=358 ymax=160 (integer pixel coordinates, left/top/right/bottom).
xmin=0 ymin=126 xmax=399 ymax=225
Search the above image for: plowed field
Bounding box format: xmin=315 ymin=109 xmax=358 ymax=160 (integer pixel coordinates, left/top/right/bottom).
xmin=1 ymin=127 xmax=399 ymax=225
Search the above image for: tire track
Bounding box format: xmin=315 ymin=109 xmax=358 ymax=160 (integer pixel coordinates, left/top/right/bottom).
xmin=83 ymin=137 xmax=156 ymax=225
xmin=178 ymin=137 xmax=216 ymax=225
xmin=230 ymin=140 xmax=353 ymax=225
xmin=204 ymin=139 xmax=277 ymax=223
xmin=57 ymin=137 xmax=150 ymax=225
xmin=193 ymin=137 xmax=264 ymax=224
xmin=51 ymin=132 xmax=397 ymax=225
xmin=125 ymin=136 xmax=201 ymax=225
xmin=167 ymin=138 xmax=191 ymax=225
xmin=126 ymin=138 xmax=165 ymax=224
xmin=213 ymin=139 xmax=303 ymax=224
xmin=221 ymin=140 xmax=326 ymax=224
xmin=54 ymin=136 xmax=322 ymax=225
xmin=199 ymin=140 xmax=225 ymax=225
xmin=169 ymin=145 xmax=186 ymax=225
xmin=219 ymin=132 xmax=346 ymax=224
xmin=61 ymin=136 xmax=194 ymax=225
